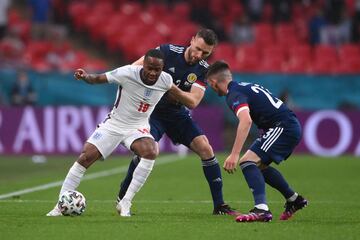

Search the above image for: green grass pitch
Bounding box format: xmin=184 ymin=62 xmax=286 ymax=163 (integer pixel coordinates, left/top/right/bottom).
xmin=0 ymin=154 xmax=359 ymax=240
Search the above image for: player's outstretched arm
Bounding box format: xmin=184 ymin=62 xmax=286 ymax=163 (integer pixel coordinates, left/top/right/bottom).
xmin=224 ymin=109 xmax=252 ymax=173
xmin=168 ymin=85 xmax=204 ymax=109
xmin=74 ymin=68 xmax=108 ymax=84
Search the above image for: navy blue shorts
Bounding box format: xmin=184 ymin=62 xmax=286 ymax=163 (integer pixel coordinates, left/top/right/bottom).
xmin=149 ymin=110 xmax=203 ymax=147
xmin=250 ymin=117 xmax=302 ymax=165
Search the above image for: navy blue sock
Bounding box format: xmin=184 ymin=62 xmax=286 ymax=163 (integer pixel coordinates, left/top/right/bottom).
xmin=240 ymin=161 xmax=267 ymax=205
xmin=261 ymin=166 xmax=295 ymax=199
xmin=202 ymin=157 xmax=224 ymax=208
xmin=118 ymin=155 xmax=140 ymax=200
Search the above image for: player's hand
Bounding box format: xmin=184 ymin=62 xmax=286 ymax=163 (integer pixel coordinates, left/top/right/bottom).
xmin=74 ymin=68 xmax=87 ymax=81
xmin=223 ymin=154 xmax=239 ymax=174
xmin=166 ymin=91 xmax=180 ymax=105
xmin=166 ymin=85 xmax=183 ymax=105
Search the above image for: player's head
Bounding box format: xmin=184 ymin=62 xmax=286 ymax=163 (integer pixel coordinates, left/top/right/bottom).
xmin=206 ymin=60 xmax=232 ymax=96
xmin=142 ymin=49 xmax=165 ymax=85
xmin=185 ymin=28 xmax=218 ymax=65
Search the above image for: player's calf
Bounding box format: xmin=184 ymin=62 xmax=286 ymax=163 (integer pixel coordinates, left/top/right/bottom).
xmin=117 ymin=155 xmax=140 ymax=201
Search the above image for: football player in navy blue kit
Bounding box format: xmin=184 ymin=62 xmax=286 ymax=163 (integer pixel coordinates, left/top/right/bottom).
xmin=206 ymin=61 xmax=308 ymax=222
xmin=116 ymin=29 xmax=238 ymax=216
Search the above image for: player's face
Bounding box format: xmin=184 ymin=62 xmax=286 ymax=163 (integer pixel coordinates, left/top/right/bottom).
xmin=142 ymin=57 xmax=164 ymax=85
xmin=187 ymin=36 xmax=214 ymax=65
xmin=208 ymin=77 xmax=226 ymax=96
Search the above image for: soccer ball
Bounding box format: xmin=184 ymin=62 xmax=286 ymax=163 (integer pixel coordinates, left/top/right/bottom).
xmin=58 ymin=190 xmax=86 ymax=216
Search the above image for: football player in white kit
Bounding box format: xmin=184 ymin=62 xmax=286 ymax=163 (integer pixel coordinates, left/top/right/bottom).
xmin=47 ymin=49 xmax=192 ymax=217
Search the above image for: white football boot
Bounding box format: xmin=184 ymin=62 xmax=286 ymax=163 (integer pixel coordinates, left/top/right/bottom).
xmin=116 ymin=198 xmax=132 ymax=217
xmin=46 ymin=205 xmax=62 ymax=217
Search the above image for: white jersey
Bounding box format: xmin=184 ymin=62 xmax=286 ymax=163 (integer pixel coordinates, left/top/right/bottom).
xmin=101 ymin=65 xmax=173 ymax=132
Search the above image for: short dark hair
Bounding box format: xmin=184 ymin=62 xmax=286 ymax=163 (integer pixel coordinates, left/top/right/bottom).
xmin=144 ymin=49 xmax=165 ymax=61
xmin=206 ymin=60 xmax=230 ymax=78
xmin=196 ymin=28 xmax=218 ymax=46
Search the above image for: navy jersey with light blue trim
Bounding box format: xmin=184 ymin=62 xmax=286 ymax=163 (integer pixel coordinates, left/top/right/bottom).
xmin=226 ymin=81 xmax=293 ymax=129
xmin=155 ymin=44 xmax=208 ymax=112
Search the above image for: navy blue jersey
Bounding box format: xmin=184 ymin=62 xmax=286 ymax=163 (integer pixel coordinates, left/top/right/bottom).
xmin=155 ymin=44 xmax=208 ymax=113
xmin=226 ymin=81 xmax=294 ymax=130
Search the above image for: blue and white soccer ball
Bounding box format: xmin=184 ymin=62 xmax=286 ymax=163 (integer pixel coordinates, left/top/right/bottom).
xmin=58 ymin=190 xmax=86 ymax=216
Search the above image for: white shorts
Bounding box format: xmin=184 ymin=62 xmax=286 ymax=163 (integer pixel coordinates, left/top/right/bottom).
xmin=87 ymin=125 xmax=153 ymax=159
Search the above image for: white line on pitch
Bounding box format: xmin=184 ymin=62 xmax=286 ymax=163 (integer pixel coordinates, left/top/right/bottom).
xmin=0 ymin=155 xmax=182 ymax=200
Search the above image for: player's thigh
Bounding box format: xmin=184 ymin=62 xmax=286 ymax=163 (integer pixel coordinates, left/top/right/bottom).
xmin=250 ymin=126 xmax=300 ymax=165
xmin=189 ymin=135 xmax=214 ymax=159
xmin=87 ymin=127 xmax=122 ymax=160
xmin=123 ymin=130 xmax=157 ymax=159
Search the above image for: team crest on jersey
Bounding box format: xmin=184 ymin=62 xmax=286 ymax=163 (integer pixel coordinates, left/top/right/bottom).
xmin=187 ymin=73 xmax=197 ymax=83
xmin=144 ymin=89 xmax=152 ymax=98
xmin=92 ymin=132 xmax=102 ymax=140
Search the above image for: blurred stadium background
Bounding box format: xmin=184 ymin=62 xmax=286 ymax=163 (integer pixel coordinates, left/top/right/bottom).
xmin=1 ymin=0 xmax=359 ymax=156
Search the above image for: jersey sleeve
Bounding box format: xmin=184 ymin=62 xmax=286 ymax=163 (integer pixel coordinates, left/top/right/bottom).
xmin=161 ymin=72 xmax=173 ymax=90
xmin=226 ymin=91 xmax=249 ymax=116
xmin=105 ymin=65 xmax=131 ymax=85
xmin=192 ymin=60 xmax=209 ymax=91
xmin=192 ymin=78 xmax=207 ymax=91
xmin=158 ymin=44 xmax=170 ymax=57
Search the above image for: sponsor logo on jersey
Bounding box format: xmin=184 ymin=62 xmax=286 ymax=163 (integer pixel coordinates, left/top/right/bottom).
xmin=187 ymin=73 xmax=197 ymax=83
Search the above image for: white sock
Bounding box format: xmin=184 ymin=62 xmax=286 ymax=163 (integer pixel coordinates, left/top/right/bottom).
xmin=123 ymin=158 xmax=154 ymax=202
xmin=255 ymin=204 xmax=269 ymax=211
xmin=59 ymin=162 xmax=86 ymax=197
xmin=287 ymin=192 xmax=299 ymax=202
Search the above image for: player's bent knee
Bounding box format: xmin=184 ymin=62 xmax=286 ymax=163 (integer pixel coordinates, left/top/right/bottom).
xmin=141 ymin=150 xmax=157 ymax=160
xmin=190 ymin=135 xmax=214 ymax=158
xmin=132 ymin=138 xmax=158 ymax=160
xmin=239 ymin=150 xmax=262 ymax=165
xmin=239 ymin=157 xmax=259 ymax=165
xmin=138 ymin=145 xmax=158 ymax=159
xmin=239 ymin=158 xmax=257 ymax=164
